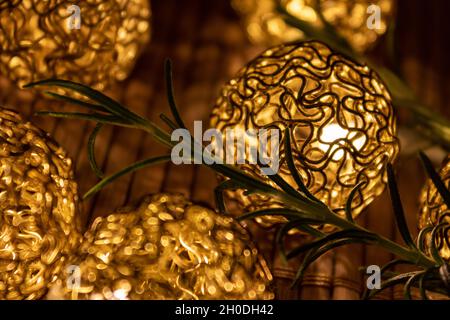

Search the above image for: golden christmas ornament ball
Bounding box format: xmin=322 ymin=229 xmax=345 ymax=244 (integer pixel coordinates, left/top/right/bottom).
xmin=232 ymin=0 xmax=395 ymax=52
xmin=0 ymin=0 xmax=151 ymax=91
xmin=210 ymin=41 xmax=399 ymax=228
xmin=47 ymin=193 xmax=273 ymax=300
xmin=419 ymin=156 xmax=450 ymax=261
xmin=0 ymin=108 xmax=81 ymax=300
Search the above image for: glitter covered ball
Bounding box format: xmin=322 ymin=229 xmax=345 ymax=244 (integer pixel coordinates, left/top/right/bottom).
xmin=47 ymin=193 xmax=273 ymax=300
xmin=0 ymin=0 xmax=151 ymax=90
xmin=232 ymin=0 xmax=395 ymax=52
xmin=419 ymin=156 xmax=450 ymax=261
xmin=0 ymin=108 xmax=81 ymax=300
xmin=210 ymin=41 xmax=399 ymax=228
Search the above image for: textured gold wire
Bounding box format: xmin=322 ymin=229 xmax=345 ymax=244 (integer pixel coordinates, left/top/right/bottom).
xmin=419 ymin=156 xmax=450 ymax=261
xmin=48 ymin=193 xmax=274 ymax=300
xmin=232 ymin=0 xmax=395 ymax=53
xmin=210 ymin=41 xmax=399 ymax=229
xmin=0 ymin=0 xmax=150 ymax=90
xmin=0 ymin=108 xmax=81 ymax=300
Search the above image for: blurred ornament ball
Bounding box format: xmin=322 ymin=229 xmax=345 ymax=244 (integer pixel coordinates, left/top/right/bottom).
xmin=0 ymin=0 xmax=151 ymax=91
xmin=0 ymin=108 xmax=81 ymax=300
xmin=47 ymin=193 xmax=274 ymax=300
xmin=232 ymin=0 xmax=395 ymax=52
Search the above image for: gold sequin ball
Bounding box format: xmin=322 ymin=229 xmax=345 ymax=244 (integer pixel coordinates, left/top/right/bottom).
xmin=0 ymin=108 xmax=81 ymax=300
xmin=47 ymin=193 xmax=274 ymax=300
xmin=210 ymin=41 xmax=399 ymax=228
xmin=0 ymin=0 xmax=151 ymax=90
xmin=232 ymin=0 xmax=395 ymax=52
xmin=419 ymin=156 xmax=450 ymax=261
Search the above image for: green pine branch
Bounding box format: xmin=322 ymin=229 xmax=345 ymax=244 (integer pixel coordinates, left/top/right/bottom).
xmin=24 ymin=58 xmax=450 ymax=300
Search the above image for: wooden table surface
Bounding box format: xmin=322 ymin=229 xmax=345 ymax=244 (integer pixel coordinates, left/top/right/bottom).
xmin=0 ymin=0 xmax=449 ymax=300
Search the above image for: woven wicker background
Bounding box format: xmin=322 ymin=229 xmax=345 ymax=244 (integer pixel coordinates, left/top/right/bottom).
xmin=0 ymin=0 xmax=449 ymax=300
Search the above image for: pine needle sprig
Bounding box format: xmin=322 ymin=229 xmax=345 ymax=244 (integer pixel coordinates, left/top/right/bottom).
xmin=24 ymin=59 xmax=449 ymax=299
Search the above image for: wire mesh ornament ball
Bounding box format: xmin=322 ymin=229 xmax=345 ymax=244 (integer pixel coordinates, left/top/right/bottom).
xmin=47 ymin=193 xmax=274 ymax=300
xmin=0 ymin=108 xmax=81 ymax=300
xmin=232 ymin=0 xmax=395 ymax=53
xmin=419 ymin=156 xmax=450 ymax=261
xmin=210 ymin=41 xmax=399 ymax=229
xmin=0 ymin=0 xmax=151 ymax=91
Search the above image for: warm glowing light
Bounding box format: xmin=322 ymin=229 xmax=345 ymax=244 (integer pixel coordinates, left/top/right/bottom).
xmin=232 ymin=0 xmax=395 ymax=52
xmin=113 ymin=289 xmax=129 ymax=300
xmin=210 ymin=41 xmax=399 ymax=229
xmin=419 ymin=156 xmax=450 ymax=261
xmin=319 ymin=123 xmax=366 ymax=160
xmin=48 ymin=194 xmax=274 ymax=300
